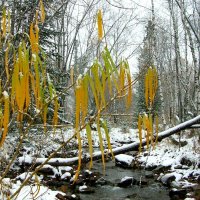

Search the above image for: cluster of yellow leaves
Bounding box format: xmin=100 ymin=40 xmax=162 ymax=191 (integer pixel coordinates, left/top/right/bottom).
xmin=138 ymin=67 xmax=159 ymax=152
xmin=145 ymin=67 xmax=158 ymax=109
xmin=74 ymin=47 xmax=132 ymax=180
xmin=138 ymin=113 xmax=159 ymax=153
xmin=0 ymin=3 xmax=57 ymax=148
xmin=11 ymin=42 xmax=30 ymax=122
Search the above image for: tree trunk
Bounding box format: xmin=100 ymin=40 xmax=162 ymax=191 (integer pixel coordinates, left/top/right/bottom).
xmin=18 ymin=115 xmax=200 ymax=167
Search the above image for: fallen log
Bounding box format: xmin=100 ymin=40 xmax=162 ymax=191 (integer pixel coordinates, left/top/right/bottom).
xmin=17 ymin=115 xmax=200 ymax=166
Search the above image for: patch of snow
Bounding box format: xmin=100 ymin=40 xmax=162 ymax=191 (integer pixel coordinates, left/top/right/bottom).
xmin=16 ymin=172 xmax=33 ymax=181
xmin=61 ymin=172 xmax=71 ymax=180
xmin=120 ymin=176 xmax=133 ymax=182
xmin=10 ymin=184 xmax=65 ymax=200
xmin=85 ymin=169 xmax=92 ymax=174
xmin=18 ymin=155 xmax=33 ymax=164
xmin=79 ymin=185 xmax=87 ymax=192
xmin=71 ymin=194 xmax=76 ymax=198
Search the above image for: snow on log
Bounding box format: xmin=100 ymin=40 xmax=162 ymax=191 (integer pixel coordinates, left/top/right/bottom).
xmin=17 ymin=115 xmax=200 ymax=166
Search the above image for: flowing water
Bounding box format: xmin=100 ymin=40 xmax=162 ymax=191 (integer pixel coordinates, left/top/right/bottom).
xmin=80 ymin=161 xmax=170 ymax=200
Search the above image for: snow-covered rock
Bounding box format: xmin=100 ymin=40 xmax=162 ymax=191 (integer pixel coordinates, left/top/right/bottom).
xmin=61 ymin=172 xmax=71 ymax=180
xmin=115 ymin=154 xmax=135 ymax=168
xmin=79 ymin=185 xmax=94 ymax=193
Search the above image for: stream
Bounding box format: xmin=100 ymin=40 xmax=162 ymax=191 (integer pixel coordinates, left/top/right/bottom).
xmin=80 ymin=160 xmax=170 ymax=200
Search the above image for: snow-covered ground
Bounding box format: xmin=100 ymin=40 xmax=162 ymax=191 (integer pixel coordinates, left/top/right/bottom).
xmin=0 ymin=127 xmax=199 ymax=199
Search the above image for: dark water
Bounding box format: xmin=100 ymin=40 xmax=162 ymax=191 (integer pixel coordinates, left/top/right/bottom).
xmin=80 ymin=161 xmax=170 ymax=200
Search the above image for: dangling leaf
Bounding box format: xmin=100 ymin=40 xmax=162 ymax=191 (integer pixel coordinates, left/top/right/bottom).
xmin=102 ymin=52 xmax=112 ymax=95
xmin=149 ymin=114 xmax=153 ymax=146
xmin=40 ymin=0 xmax=46 ymax=23
xmin=88 ymin=75 xmax=99 ymax=109
xmin=119 ymin=62 xmax=125 ymax=94
xmin=5 ymin=43 xmax=10 ymax=79
xmin=91 ymin=63 xmax=105 ymax=107
xmin=53 ymin=97 xmax=59 ymax=126
xmin=0 ymin=91 xmax=9 ymax=147
xmin=126 ymin=70 xmax=132 ymax=108
xmin=74 ymin=130 xmax=82 ymax=182
xmin=1 ymin=9 xmax=6 ymax=37
xmin=82 ymin=76 xmax=89 ymax=123
xmin=102 ymin=120 xmax=114 ymax=159
xmin=47 ymin=73 xmax=55 ymax=99
xmin=30 ymin=23 xmax=39 ymax=54
xmin=145 ymin=67 xmax=158 ymax=109
xmin=74 ymin=77 xmax=83 ymax=182
xmin=75 ymin=79 xmax=81 ymax=129
xmin=143 ymin=114 xmax=150 ymax=150
xmin=86 ymin=124 xmax=93 ymax=169
xmin=25 ymin=73 xmax=30 ymax=110
xmin=97 ymin=10 xmax=103 ymax=40
xmin=104 ymin=47 xmax=117 ymax=73
xmin=97 ymin=119 xmax=105 ymax=172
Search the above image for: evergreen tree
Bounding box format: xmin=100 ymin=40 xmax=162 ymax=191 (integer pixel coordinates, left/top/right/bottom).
xmin=135 ymin=20 xmax=161 ymax=117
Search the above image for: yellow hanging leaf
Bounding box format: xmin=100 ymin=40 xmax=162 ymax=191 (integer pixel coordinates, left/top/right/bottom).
xmin=1 ymin=9 xmax=6 ymax=38
xmin=97 ymin=119 xmax=105 ymax=172
xmin=30 ymin=23 xmax=39 ymax=54
xmin=97 ymin=10 xmax=103 ymax=40
xmin=53 ymin=97 xmax=59 ymax=126
xmin=5 ymin=43 xmax=10 ymax=79
xmin=149 ymin=114 xmax=153 ymax=146
xmin=82 ymin=76 xmax=88 ymax=123
xmin=143 ymin=114 xmax=149 ymax=150
xmin=40 ymin=0 xmax=46 ymax=23
xmin=74 ymin=79 xmax=82 ymax=182
xmin=74 ymin=130 xmax=82 ymax=182
xmin=91 ymin=63 xmax=105 ymax=107
xmin=145 ymin=67 xmax=158 ymax=109
xmin=102 ymin=120 xmax=114 ymax=159
xmin=119 ymin=62 xmax=125 ymax=94
xmin=126 ymin=70 xmax=132 ymax=108
xmin=0 ymin=91 xmax=9 ymax=147
xmin=88 ymin=76 xmax=99 ymax=110
xmin=25 ymin=73 xmax=30 ymax=110
xmin=75 ymin=80 xmax=82 ymax=130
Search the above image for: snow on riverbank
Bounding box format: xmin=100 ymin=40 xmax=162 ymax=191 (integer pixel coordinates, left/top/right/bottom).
xmin=0 ymin=127 xmax=199 ymax=199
